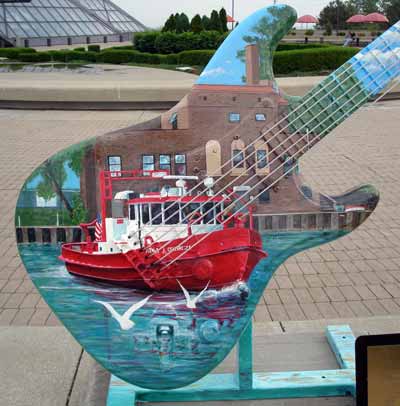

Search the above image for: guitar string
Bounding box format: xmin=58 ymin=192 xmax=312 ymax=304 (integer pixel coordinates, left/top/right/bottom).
xmin=159 ymin=62 xmax=400 ymax=269
xmin=148 ymin=47 xmax=400 ymax=256
xmin=119 ymin=30 xmax=397 ymax=245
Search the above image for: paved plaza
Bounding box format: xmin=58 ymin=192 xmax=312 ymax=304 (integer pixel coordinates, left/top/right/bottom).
xmin=0 ymin=101 xmax=400 ymax=327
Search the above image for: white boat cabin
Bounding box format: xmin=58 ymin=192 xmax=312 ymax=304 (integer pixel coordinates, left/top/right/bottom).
xmin=98 ymin=178 xmax=227 ymax=254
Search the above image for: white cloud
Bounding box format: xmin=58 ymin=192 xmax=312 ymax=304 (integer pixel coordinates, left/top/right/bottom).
xmin=200 ymin=66 xmax=227 ymax=77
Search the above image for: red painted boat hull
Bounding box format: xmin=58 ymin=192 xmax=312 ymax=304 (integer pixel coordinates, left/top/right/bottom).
xmin=59 ymin=228 xmax=267 ymax=291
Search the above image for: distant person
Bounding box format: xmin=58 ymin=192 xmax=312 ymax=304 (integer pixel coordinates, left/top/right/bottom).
xmin=343 ymin=31 xmax=352 ymax=47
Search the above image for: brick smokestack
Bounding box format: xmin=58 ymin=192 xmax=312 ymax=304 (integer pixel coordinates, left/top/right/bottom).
xmin=246 ymin=44 xmax=260 ymax=85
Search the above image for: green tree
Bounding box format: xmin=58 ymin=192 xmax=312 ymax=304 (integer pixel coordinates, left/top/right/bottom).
xmin=379 ymin=0 xmax=400 ymax=24
xmin=175 ymin=13 xmax=184 ymax=33
xmin=25 ymin=143 xmax=91 ymax=223
xmin=210 ymin=10 xmax=223 ymax=32
xmin=179 ymin=13 xmax=190 ymax=32
xmin=162 ymin=14 xmax=176 ymax=32
xmin=318 ymin=0 xmax=356 ymax=30
xmin=236 ymin=6 xmax=296 ymax=82
xmin=361 ymin=0 xmax=380 ymax=12
xmin=202 ymin=15 xmax=211 ymax=30
xmin=191 ymin=14 xmax=204 ymax=33
xmin=219 ymin=8 xmax=229 ymax=32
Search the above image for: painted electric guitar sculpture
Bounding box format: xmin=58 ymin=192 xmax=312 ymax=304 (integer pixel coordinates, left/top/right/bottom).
xmin=16 ymin=4 xmax=400 ymax=390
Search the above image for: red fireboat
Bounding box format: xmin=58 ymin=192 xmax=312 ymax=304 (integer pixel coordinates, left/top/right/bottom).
xmin=59 ymin=170 xmax=267 ymax=291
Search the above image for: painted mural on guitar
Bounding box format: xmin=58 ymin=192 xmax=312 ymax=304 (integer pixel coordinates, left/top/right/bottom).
xmin=16 ymin=4 xmax=399 ymax=390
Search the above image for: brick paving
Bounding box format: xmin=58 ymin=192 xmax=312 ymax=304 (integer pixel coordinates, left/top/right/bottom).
xmin=1 ymin=101 xmax=400 ymax=326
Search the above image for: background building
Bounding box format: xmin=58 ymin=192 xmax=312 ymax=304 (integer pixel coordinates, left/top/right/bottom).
xmin=0 ymin=0 xmax=146 ymax=48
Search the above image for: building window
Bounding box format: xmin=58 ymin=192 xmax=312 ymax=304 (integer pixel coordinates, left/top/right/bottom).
xmin=229 ymin=113 xmax=241 ymax=123
xmin=259 ymin=189 xmax=270 ymax=203
xmin=159 ymin=154 xmax=171 ymax=172
xmin=257 ymin=149 xmax=268 ymax=169
xmin=232 ymin=149 xmax=245 ymax=168
xmin=142 ymin=155 xmax=155 ymax=171
xmin=175 ymin=154 xmax=186 ymax=176
xmin=169 ymin=112 xmax=178 ymax=129
xmin=108 ymin=156 xmax=121 ymax=177
xmin=255 ymin=113 xmax=266 ymax=121
xmin=231 ymin=139 xmax=246 ymax=176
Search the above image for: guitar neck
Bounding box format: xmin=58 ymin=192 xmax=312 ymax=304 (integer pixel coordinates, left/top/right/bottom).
xmin=287 ymin=22 xmax=400 ymax=140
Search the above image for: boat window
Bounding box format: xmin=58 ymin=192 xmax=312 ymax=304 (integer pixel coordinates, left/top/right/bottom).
xmin=183 ymin=203 xmax=201 ymax=224
xmin=215 ymin=201 xmax=223 ymax=217
xmin=129 ymin=205 xmax=136 ymax=220
xmin=203 ymin=203 xmax=215 ymax=224
xmin=164 ymin=202 xmax=180 ymax=224
xmin=151 ymin=204 xmax=162 ymax=225
xmin=141 ymin=204 xmax=150 ymax=225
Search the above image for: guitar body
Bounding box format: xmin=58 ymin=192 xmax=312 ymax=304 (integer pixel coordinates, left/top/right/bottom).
xmin=16 ymin=4 xmax=399 ymax=390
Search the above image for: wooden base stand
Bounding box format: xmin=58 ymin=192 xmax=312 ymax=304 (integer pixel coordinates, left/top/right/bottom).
xmin=107 ymin=323 xmax=356 ymax=405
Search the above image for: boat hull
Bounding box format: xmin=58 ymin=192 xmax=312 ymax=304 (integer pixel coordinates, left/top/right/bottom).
xmin=59 ymin=228 xmax=266 ymax=291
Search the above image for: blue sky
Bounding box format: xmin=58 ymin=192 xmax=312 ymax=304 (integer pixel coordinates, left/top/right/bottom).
xmin=197 ymin=4 xmax=292 ymax=86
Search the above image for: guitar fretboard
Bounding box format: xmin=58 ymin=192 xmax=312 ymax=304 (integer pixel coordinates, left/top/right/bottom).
xmin=288 ymin=23 xmax=400 ymax=138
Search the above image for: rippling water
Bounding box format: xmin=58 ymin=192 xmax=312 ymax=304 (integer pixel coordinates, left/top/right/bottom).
xmin=19 ymin=230 xmax=345 ymax=389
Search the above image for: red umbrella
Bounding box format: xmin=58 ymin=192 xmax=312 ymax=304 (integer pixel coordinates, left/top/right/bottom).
xmin=346 ymin=14 xmax=367 ymax=24
xmin=227 ymin=15 xmax=235 ymax=23
xmin=364 ymin=12 xmax=389 ymax=23
xmin=297 ymin=15 xmax=318 ymax=24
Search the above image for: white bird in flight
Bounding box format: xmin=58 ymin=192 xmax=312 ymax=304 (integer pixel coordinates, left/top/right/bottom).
xmin=94 ymin=295 xmax=152 ymax=331
xmin=177 ymin=280 xmax=210 ymax=309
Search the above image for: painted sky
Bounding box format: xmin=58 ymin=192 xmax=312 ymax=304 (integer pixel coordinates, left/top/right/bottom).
xmin=197 ymin=4 xmax=295 ymax=86
xmin=350 ymin=23 xmax=400 ymax=94
xmin=116 ymin=0 xmax=327 ymax=29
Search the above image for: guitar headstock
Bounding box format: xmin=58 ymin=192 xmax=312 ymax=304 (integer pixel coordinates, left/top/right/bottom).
xmin=197 ymin=4 xmax=297 ymax=87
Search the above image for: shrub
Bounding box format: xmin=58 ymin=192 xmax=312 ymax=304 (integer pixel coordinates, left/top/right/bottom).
xmin=98 ymin=50 xmax=166 ymax=64
xmin=73 ymin=47 xmax=86 ymax=52
xmin=273 ymin=47 xmax=358 ymax=75
xmin=160 ymin=54 xmax=179 ymax=64
xmin=178 ymin=50 xmax=215 ymax=66
xmin=134 ymin=31 xmax=161 ymax=53
xmin=44 ymin=50 xmax=97 ymax=62
xmin=66 ymin=51 xmax=97 ymax=62
xmin=18 ymin=52 xmax=52 ymax=62
xmin=134 ymin=30 xmax=226 ymax=54
xmin=338 ymin=32 xmax=346 ymax=36
xmin=276 ymin=43 xmax=330 ymax=51
xmin=108 ymin=45 xmax=135 ymax=50
xmin=88 ymin=44 xmax=101 ymax=52
xmin=154 ymin=32 xmax=180 ymax=54
xmin=0 ymin=47 xmax=36 ymax=60
xmin=305 ymin=29 xmax=315 ymax=36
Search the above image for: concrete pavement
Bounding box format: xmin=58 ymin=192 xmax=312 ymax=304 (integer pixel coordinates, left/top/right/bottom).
xmin=0 ymin=66 xmax=397 ymax=107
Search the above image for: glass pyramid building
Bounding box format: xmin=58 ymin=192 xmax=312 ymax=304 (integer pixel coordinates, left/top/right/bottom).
xmin=0 ymin=0 xmax=146 ymax=47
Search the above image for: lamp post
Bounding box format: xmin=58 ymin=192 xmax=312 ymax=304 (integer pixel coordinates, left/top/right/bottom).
xmin=231 ymin=0 xmax=235 ymax=30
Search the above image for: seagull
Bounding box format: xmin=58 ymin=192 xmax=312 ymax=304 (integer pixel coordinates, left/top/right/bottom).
xmin=177 ymin=280 xmax=210 ymax=309
xmin=94 ymin=295 xmax=152 ymax=331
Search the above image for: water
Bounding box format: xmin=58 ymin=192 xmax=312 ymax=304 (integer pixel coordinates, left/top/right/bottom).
xmin=0 ymin=63 xmax=103 ymax=74
xmin=19 ymin=230 xmax=346 ymax=389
